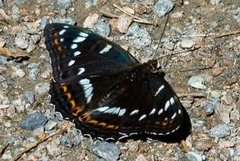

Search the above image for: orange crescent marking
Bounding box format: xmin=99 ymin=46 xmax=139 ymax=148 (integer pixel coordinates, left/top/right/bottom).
xmin=54 ymin=38 xmax=59 ymax=45
xmin=88 ymin=119 xmax=98 ymax=125
xmin=97 ymin=122 xmax=107 ymax=127
xmin=65 ymin=92 xmax=72 ymax=100
xmin=69 ymin=100 xmax=76 ymax=108
xmin=106 ymin=125 xmax=115 ymax=129
xmin=60 ymin=84 xmax=68 ymax=92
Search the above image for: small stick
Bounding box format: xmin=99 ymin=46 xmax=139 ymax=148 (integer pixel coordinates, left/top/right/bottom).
xmin=112 ymin=4 xmax=156 ymax=25
xmin=100 ymin=10 xmax=156 ymax=25
xmin=181 ymin=140 xmax=190 ymax=152
xmin=11 ymin=127 xmax=68 ymax=161
xmin=0 ymin=144 xmax=9 ymax=157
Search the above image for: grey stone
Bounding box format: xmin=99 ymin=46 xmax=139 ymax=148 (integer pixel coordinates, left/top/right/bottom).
xmin=34 ymin=82 xmax=50 ymax=96
xmin=15 ymin=33 xmax=29 ymax=49
xmin=0 ymin=75 xmax=6 ymax=82
xmin=92 ymin=19 xmax=111 ymax=38
xmin=210 ymin=0 xmax=221 ymax=5
xmin=185 ymin=151 xmax=203 ymax=161
xmin=28 ymin=63 xmax=39 ymax=81
xmin=127 ymin=23 xmax=151 ymax=49
xmin=208 ymin=124 xmax=234 ymax=138
xmin=153 ymin=0 xmax=175 ymax=17
xmin=85 ymin=0 xmax=97 ymax=9
xmin=52 ymin=17 xmax=75 ymax=25
xmin=188 ymin=75 xmax=207 ymax=89
xmin=204 ymin=98 xmax=219 ymax=116
xmin=15 ymin=69 xmax=26 ymax=78
xmin=24 ymin=91 xmax=35 ymax=104
xmin=234 ymin=8 xmax=240 ymax=23
xmin=90 ymin=141 xmax=120 ymax=161
xmin=56 ymin=0 xmax=72 ymax=9
xmin=60 ymin=128 xmax=83 ymax=147
xmin=20 ymin=112 xmax=48 ymax=131
xmin=44 ymin=120 xmax=57 ymax=131
xmin=0 ymin=0 xmax=4 ymax=8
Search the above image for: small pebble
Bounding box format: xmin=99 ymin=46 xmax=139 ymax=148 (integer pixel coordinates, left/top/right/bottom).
xmin=153 ymin=0 xmax=175 ymax=17
xmin=208 ymin=124 xmax=234 ymax=138
xmin=0 ymin=75 xmax=6 ymax=82
xmin=136 ymin=154 xmax=148 ymax=161
xmin=28 ymin=63 xmax=39 ymax=81
xmin=185 ymin=151 xmax=203 ymax=161
xmin=204 ymin=98 xmax=219 ymax=116
xmin=85 ymin=0 xmax=97 ymax=9
xmin=110 ymin=14 xmax=133 ymax=33
xmin=188 ymin=75 xmax=207 ymax=89
xmin=52 ymin=17 xmax=75 ymax=25
xmin=92 ymin=18 xmax=111 ymax=37
xmin=210 ymin=0 xmax=221 ymax=5
xmin=46 ymin=142 xmax=62 ymax=157
xmin=55 ymin=0 xmax=72 ymax=9
xmin=24 ymin=91 xmax=35 ymax=104
xmin=180 ymin=38 xmax=196 ymax=49
xmin=44 ymin=120 xmax=57 ymax=131
xmin=60 ymin=128 xmax=83 ymax=147
xmin=127 ymin=23 xmax=151 ymax=49
xmin=2 ymin=150 xmax=12 ymax=160
xmin=20 ymin=112 xmax=48 ymax=131
xmin=83 ymin=13 xmax=100 ymax=28
xmin=15 ymin=33 xmax=29 ymax=49
xmin=15 ymin=69 xmax=26 ymax=78
xmin=233 ymin=7 xmax=240 ymax=23
xmin=0 ymin=0 xmax=4 ymax=8
xmin=90 ymin=141 xmax=121 ymax=161
xmin=34 ymin=82 xmax=50 ymax=96
xmin=215 ymin=104 xmax=232 ymax=124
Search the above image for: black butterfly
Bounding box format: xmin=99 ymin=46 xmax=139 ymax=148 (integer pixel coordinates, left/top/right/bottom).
xmin=44 ymin=23 xmax=191 ymax=142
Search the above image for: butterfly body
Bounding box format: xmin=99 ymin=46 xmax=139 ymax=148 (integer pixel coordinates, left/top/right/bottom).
xmin=44 ymin=23 xmax=191 ymax=142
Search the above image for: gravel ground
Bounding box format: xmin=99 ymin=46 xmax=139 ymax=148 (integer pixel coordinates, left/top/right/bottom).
xmin=0 ymin=0 xmax=240 ymax=161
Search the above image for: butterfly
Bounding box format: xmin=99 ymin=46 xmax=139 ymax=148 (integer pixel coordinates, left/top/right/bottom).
xmin=44 ymin=23 xmax=191 ymax=142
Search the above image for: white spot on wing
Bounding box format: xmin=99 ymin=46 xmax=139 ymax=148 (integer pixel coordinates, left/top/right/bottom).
xmin=149 ymin=108 xmax=156 ymax=115
xmin=164 ymin=100 xmax=170 ymax=111
xmin=74 ymin=51 xmax=81 ymax=56
xmin=86 ymin=93 xmax=93 ymax=104
xmin=171 ymin=112 xmax=177 ymax=119
xmin=170 ymin=97 xmax=175 ymax=105
xmin=79 ymin=78 xmax=93 ymax=104
xmin=73 ymin=36 xmax=86 ymax=43
xmin=178 ymin=109 xmax=182 ymax=114
xmin=59 ymin=29 xmax=66 ymax=35
xmin=99 ymin=44 xmax=112 ymax=54
xmin=95 ymin=106 xmax=109 ymax=112
xmin=158 ymin=108 xmax=163 ymax=115
xmin=71 ymin=44 xmax=78 ymax=49
xmin=79 ymin=78 xmax=90 ymax=84
xmin=154 ymin=85 xmax=164 ymax=96
xmin=77 ymin=68 xmax=85 ymax=75
xmin=68 ymin=60 xmax=75 ymax=66
xmin=63 ymin=25 xmax=69 ymax=28
xmin=118 ymin=108 xmax=126 ymax=116
xmin=60 ymin=38 xmax=64 ymax=42
xmin=79 ymin=32 xmax=88 ymax=37
xmin=139 ymin=114 xmax=147 ymax=121
xmin=130 ymin=109 xmax=139 ymax=116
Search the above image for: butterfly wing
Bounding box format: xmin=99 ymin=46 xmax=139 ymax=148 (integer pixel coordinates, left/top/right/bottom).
xmin=44 ymin=23 xmax=139 ymax=82
xmin=79 ymin=64 xmax=191 ymax=142
xmin=44 ymin=23 xmax=191 ymax=142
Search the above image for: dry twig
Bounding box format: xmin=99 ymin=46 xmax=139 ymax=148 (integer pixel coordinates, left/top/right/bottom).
xmin=0 ymin=144 xmax=9 ymax=158
xmin=100 ymin=4 xmax=156 ymax=26
xmin=10 ymin=127 xmax=68 ymax=161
